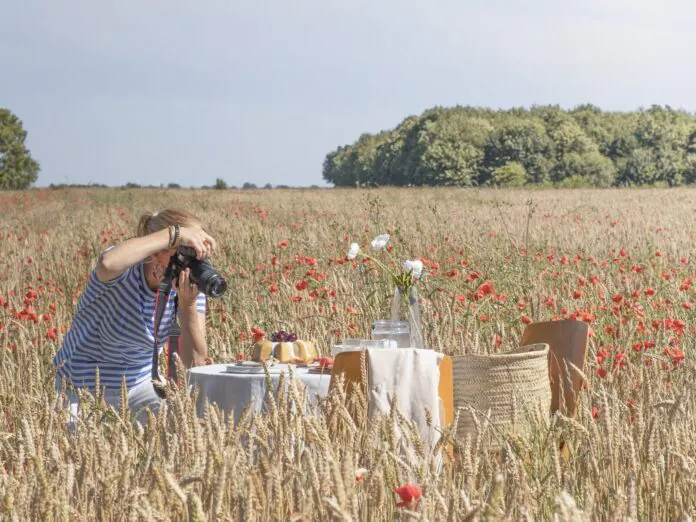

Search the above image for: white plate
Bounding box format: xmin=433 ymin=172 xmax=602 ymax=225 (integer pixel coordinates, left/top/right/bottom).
xmin=225 ymin=363 xmax=294 ymax=374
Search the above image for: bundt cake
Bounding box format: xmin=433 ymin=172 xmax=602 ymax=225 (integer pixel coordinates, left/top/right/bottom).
xmin=252 ymin=330 xmax=319 ymax=364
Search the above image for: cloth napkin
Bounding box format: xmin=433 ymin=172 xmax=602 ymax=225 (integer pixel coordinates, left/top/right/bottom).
xmin=366 ymin=348 xmax=444 ymax=452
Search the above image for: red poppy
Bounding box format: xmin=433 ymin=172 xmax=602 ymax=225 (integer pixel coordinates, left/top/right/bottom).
xmin=596 ymin=349 xmax=609 ymax=365
xmin=664 ymin=347 xmax=685 ymax=366
xmin=394 ymin=483 xmax=422 ymax=508
xmin=251 ymin=327 xmax=266 ymax=343
xmin=295 ymin=280 xmax=309 ymax=291
xmin=479 ymin=281 xmax=494 ymax=295
xmin=317 ymin=356 xmax=334 ymax=369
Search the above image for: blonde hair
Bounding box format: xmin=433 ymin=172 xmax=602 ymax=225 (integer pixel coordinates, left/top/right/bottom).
xmin=136 ymin=208 xmax=204 ymax=237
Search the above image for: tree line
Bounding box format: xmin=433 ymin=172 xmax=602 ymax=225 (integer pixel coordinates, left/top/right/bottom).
xmin=9 ymin=104 xmax=696 ymax=190
xmin=323 ymin=104 xmax=696 ymax=187
xmin=46 ymin=181 xmax=322 ymax=190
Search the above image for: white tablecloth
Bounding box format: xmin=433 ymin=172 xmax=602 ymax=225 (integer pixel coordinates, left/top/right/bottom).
xmin=187 ymin=364 xmax=332 ymax=423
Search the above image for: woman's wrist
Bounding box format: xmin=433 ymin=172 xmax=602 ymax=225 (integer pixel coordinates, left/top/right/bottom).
xmin=151 ymin=228 xmax=172 ymax=252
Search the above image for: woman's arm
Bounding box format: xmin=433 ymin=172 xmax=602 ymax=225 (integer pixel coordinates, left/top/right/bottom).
xmin=97 ymin=226 xmax=217 ymax=282
xmin=179 ymin=307 xmax=208 ymax=367
xmin=176 ymin=267 xmax=209 ymax=367
xmin=97 ymin=229 xmax=170 ymax=281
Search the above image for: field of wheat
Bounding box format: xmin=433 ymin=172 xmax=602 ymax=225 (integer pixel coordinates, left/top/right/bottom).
xmin=2 ymin=187 xmax=696 ymax=521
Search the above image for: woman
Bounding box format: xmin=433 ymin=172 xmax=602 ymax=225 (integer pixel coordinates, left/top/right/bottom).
xmin=53 ymin=208 xmax=218 ymax=424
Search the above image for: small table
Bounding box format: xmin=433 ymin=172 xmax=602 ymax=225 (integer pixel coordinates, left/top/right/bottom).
xmin=187 ymin=364 xmax=332 ymax=423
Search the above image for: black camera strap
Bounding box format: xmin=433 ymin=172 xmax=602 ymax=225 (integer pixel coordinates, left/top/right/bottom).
xmin=151 ymin=260 xmax=177 ymax=384
xmin=166 ymin=296 xmax=180 ymax=381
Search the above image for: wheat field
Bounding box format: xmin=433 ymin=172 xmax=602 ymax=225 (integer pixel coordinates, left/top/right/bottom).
xmin=2 ymin=187 xmax=696 ymax=521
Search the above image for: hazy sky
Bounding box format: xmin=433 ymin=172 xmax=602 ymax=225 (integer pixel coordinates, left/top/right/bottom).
xmin=3 ymin=0 xmax=696 ymax=188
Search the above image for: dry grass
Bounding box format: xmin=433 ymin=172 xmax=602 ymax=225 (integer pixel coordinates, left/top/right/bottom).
xmin=2 ymin=187 xmax=696 ymax=520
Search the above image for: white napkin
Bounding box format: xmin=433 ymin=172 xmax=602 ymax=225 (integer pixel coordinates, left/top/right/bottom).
xmin=366 ymin=348 xmax=444 ymax=452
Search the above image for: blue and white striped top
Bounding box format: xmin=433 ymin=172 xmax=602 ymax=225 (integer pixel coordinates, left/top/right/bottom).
xmin=53 ymin=261 xmax=206 ymax=391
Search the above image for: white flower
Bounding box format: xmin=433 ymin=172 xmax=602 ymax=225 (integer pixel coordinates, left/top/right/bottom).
xmin=347 ymin=242 xmax=360 ymax=260
xmin=371 ymin=233 xmax=390 ymax=251
xmin=403 ymin=259 xmax=424 ymax=279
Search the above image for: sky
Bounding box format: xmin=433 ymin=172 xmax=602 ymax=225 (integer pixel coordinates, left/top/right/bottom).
xmin=3 ymin=0 xmax=696 ymax=188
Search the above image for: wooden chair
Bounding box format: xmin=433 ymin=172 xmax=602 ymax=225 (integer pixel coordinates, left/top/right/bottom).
xmin=329 ymin=351 xmax=454 ymax=428
xmin=521 ymin=319 xmax=589 ymax=418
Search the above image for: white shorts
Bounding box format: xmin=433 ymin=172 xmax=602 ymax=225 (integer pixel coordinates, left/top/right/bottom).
xmin=55 ymin=375 xmax=164 ymax=430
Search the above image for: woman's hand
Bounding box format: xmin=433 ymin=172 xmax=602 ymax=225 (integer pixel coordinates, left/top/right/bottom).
xmin=179 ymin=227 xmax=217 ymax=260
xmin=176 ymin=267 xmax=208 ymax=368
xmin=176 ymin=268 xmax=200 ymax=310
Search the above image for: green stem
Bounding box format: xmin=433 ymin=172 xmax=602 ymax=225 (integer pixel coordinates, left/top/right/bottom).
xmin=359 ymin=253 xmax=399 ymax=286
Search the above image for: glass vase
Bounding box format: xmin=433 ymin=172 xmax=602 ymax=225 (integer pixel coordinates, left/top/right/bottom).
xmin=390 ymin=285 xmax=424 ymax=348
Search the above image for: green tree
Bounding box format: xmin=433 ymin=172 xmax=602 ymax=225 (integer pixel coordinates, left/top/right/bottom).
xmin=0 ymin=109 xmax=40 ymax=190
xmin=411 ymin=113 xmax=492 ymax=186
xmin=373 ymin=115 xmax=421 ymax=185
xmin=491 ymin=161 xmax=526 ymax=187
xmin=323 ymin=132 xmax=389 ymax=187
xmin=682 ymin=154 xmax=696 ymax=184
xmin=214 ymin=178 xmax=228 ymax=190
xmin=617 ymin=148 xmax=657 ymax=186
xmin=571 ymin=104 xmax=616 ymax=154
xmin=481 ymin=120 xmax=554 ymax=184
xmin=552 ymin=151 xmax=617 ymax=187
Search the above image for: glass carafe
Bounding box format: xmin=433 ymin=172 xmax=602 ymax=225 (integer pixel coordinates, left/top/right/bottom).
xmin=371 ymin=320 xmax=410 ymax=348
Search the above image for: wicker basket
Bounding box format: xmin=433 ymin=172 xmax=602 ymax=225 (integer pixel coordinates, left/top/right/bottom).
xmin=452 ymin=343 xmax=551 ymax=448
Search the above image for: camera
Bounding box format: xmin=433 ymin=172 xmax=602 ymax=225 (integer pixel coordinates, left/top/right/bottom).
xmin=169 ymin=246 xmax=227 ymax=298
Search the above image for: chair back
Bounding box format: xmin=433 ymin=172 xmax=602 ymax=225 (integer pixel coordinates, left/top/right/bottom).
xmin=521 ymin=319 xmax=589 ymax=417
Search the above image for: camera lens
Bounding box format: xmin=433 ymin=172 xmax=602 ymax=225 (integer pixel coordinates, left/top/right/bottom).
xmin=204 ymin=276 xmax=227 ymax=298
xmin=190 ymin=259 xmax=227 ymax=298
